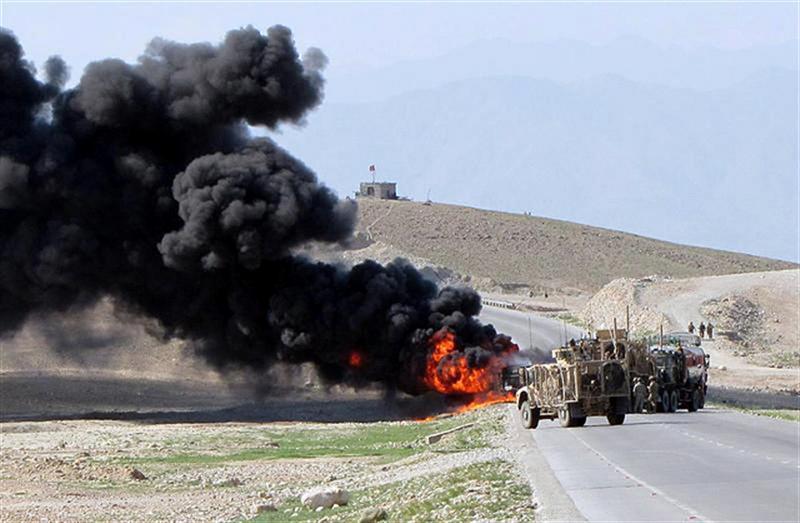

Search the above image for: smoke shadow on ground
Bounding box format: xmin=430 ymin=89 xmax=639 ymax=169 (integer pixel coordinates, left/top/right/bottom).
xmin=0 ymin=374 xmax=449 ymax=424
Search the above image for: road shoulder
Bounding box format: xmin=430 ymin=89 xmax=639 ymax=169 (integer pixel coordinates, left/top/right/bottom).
xmin=503 ymin=405 xmax=586 ymax=522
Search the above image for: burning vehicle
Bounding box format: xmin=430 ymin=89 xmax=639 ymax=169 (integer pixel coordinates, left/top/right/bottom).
xmin=514 ymin=337 xmax=630 ymax=429
xmin=0 ymin=26 xmax=523 ymax=410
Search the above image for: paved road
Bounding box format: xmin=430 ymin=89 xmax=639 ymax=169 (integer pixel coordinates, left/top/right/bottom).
xmin=479 ymin=305 xmax=585 ymax=353
xmin=482 ymin=305 xmax=800 ymax=522
xmin=532 ymin=410 xmax=799 ymax=522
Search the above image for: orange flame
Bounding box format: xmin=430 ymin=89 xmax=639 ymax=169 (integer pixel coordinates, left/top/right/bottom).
xmin=348 ymin=351 xmax=364 ymax=368
xmin=453 ymin=391 xmax=514 ymax=414
xmin=421 ymin=329 xmax=517 ymax=413
xmin=424 ymin=330 xmax=496 ymax=394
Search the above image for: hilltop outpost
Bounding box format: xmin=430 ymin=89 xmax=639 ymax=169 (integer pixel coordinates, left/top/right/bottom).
xmin=356 ymin=181 xmax=398 ymax=200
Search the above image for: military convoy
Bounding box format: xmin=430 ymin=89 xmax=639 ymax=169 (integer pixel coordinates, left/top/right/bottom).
xmin=510 ymin=328 xmax=710 ymax=429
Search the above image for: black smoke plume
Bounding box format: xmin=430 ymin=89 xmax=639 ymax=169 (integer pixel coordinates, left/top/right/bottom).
xmin=0 ymin=26 xmax=516 ymax=395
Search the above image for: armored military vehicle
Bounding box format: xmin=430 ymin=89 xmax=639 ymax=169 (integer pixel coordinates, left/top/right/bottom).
xmin=626 ymin=333 xmax=709 ymax=412
xmin=515 ymin=338 xmax=630 ymax=428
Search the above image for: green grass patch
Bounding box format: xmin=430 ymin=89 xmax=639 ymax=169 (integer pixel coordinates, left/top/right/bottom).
xmin=247 ymin=459 xmax=532 ymax=523
xmin=557 ymin=313 xmax=585 ymax=328
xmin=710 ymin=403 xmax=800 ymax=422
xmin=112 ymin=408 xmax=502 ymax=467
xmin=754 ymin=409 xmax=800 ymax=422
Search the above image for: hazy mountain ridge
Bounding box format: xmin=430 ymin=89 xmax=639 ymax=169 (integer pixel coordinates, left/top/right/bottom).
xmin=275 ymin=67 xmax=797 ymax=261
xmin=324 ymin=36 xmax=797 ymax=103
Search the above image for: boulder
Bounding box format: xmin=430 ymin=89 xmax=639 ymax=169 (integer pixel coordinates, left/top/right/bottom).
xmin=300 ymin=487 xmax=350 ymax=509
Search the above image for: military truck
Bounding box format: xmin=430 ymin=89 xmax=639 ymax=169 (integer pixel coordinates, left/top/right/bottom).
xmin=515 ymin=338 xmax=630 ymax=429
xmin=626 ymin=334 xmax=709 ymax=412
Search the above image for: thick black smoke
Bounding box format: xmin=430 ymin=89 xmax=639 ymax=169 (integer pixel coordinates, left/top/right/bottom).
xmin=0 ymin=26 xmax=515 ymax=394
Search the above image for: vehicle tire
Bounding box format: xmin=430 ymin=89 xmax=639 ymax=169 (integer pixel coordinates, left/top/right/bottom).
xmin=688 ymin=389 xmax=700 ymax=412
xmin=558 ymin=405 xmax=573 ymax=428
xmin=607 ymin=413 xmax=625 ymax=425
xmin=698 ymin=389 xmax=705 ymax=409
xmin=519 ymin=400 xmax=539 ymax=429
xmin=573 ymin=416 xmax=587 ymax=427
xmin=660 ymin=391 xmax=670 ymax=413
xmin=669 ymin=391 xmax=679 ymax=412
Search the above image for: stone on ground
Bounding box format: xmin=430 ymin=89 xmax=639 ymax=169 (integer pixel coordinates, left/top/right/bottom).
xmin=300 ymin=487 xmax=350 ymax=509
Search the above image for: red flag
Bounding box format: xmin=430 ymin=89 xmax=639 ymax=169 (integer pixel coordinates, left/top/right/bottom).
xmin=369 ymin=164 xmax=375 ymax=172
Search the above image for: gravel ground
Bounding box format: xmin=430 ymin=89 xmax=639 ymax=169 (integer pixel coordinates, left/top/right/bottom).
xmin=0 ymin=404 xmax=532 ymax=522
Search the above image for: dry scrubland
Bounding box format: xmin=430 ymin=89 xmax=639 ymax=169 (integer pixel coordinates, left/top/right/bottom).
xmin=0 ymin=406 xmax=533 ymax=522
xmin=355 ymin=199 xmax=794 ymax=294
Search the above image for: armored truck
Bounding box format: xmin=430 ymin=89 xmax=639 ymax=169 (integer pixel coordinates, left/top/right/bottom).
xmin=515 ymin=339 xmax=630 ymax=429
xmin=626 ymin=335 xmax=709 ymax=412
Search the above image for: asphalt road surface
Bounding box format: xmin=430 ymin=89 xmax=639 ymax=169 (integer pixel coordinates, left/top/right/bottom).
xmin=479 ymin=305 xmax=585 ymax=354
xmin=482 ymin=305 xmax=800 ymax=522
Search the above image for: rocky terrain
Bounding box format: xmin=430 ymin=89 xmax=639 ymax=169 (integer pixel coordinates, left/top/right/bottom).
xmin=0 ymin=405 xmax=533 ymax=522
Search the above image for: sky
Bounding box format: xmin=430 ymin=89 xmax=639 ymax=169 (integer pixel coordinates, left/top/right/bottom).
xmin=1 ymin=1 xmax=798 ymax=261
xmin=3 ymin=1 xmax=797 ymax=79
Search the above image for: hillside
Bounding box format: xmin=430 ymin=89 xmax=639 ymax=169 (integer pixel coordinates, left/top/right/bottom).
xmin=354 ymin=199 xmax=795 ymax=293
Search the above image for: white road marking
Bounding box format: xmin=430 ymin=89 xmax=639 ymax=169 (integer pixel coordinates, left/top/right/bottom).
xmin=569 ymin=430 xmax=716 ymax=523
xmin=669 ymin=422 xmax=797 ymax=468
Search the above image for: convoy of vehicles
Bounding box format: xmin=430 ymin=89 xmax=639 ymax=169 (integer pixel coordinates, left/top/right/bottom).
xmin=509 ymin=327 xmax=710 ymax=429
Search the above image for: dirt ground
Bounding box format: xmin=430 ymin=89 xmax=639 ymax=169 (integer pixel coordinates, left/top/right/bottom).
xmin=0 ymin=382 xmax=528 ymax=523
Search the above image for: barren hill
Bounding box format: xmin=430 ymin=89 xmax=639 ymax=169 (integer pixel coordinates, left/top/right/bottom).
xmin=356 ymin=199 xmax=795 ymax=293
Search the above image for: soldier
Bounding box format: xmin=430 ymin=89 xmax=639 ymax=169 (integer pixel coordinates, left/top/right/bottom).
xmin=633 ymin=377 xmax=647 ymax=413
xmin=579 ymin=341 xmax=591 ymax=361
xmin=647 ymin=376 xmax=660 ymax=413
xmin=699 ymin=322 xmax=706 ymax=339
xmin=687 ymin=321 xmax=695 ymax=334
xmin=614 ymin=342 xmax=626 ymax=360
xmin=707 ymin=322 xmax=714 ymax=340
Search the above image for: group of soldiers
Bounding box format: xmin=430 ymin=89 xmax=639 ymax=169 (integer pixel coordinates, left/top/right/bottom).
xmin=631 ymin=376 xmax=660 ymax=413
xmin=687 ymin=321 xmax=714 ymax=339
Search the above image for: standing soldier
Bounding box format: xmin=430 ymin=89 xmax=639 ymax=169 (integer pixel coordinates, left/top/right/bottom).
xmin=647 ymin=376 xmax=660 ymax=413
xmin=687 ymin=321 xmax=695 ymax=334
xmin=633 ymin=377 xmax=647 ymax=413
xmin=699 ymin=322 xmax=706 ymax=339
xmin=707 ymin=322 xmax=714 ymax=340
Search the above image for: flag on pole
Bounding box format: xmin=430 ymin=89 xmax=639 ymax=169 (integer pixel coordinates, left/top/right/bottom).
xmin=369 ymin=164 xmax=376 ymax=172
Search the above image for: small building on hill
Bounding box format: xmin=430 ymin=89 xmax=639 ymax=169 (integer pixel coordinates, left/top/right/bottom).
xmin=356 ymin=181 xmax=398 ymax=200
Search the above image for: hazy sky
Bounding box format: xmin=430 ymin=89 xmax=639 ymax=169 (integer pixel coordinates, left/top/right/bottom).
xmin=2 ymin=1 xmax=798 ymax=261
xmin=3 ymin=1 xmax=797 ymax=80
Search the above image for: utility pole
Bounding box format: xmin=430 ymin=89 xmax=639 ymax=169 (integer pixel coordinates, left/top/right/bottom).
xmin=626 ymin=305 xmax=630 ymax=339
xmin=528 ymin=316 xmax=534 ymax=351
